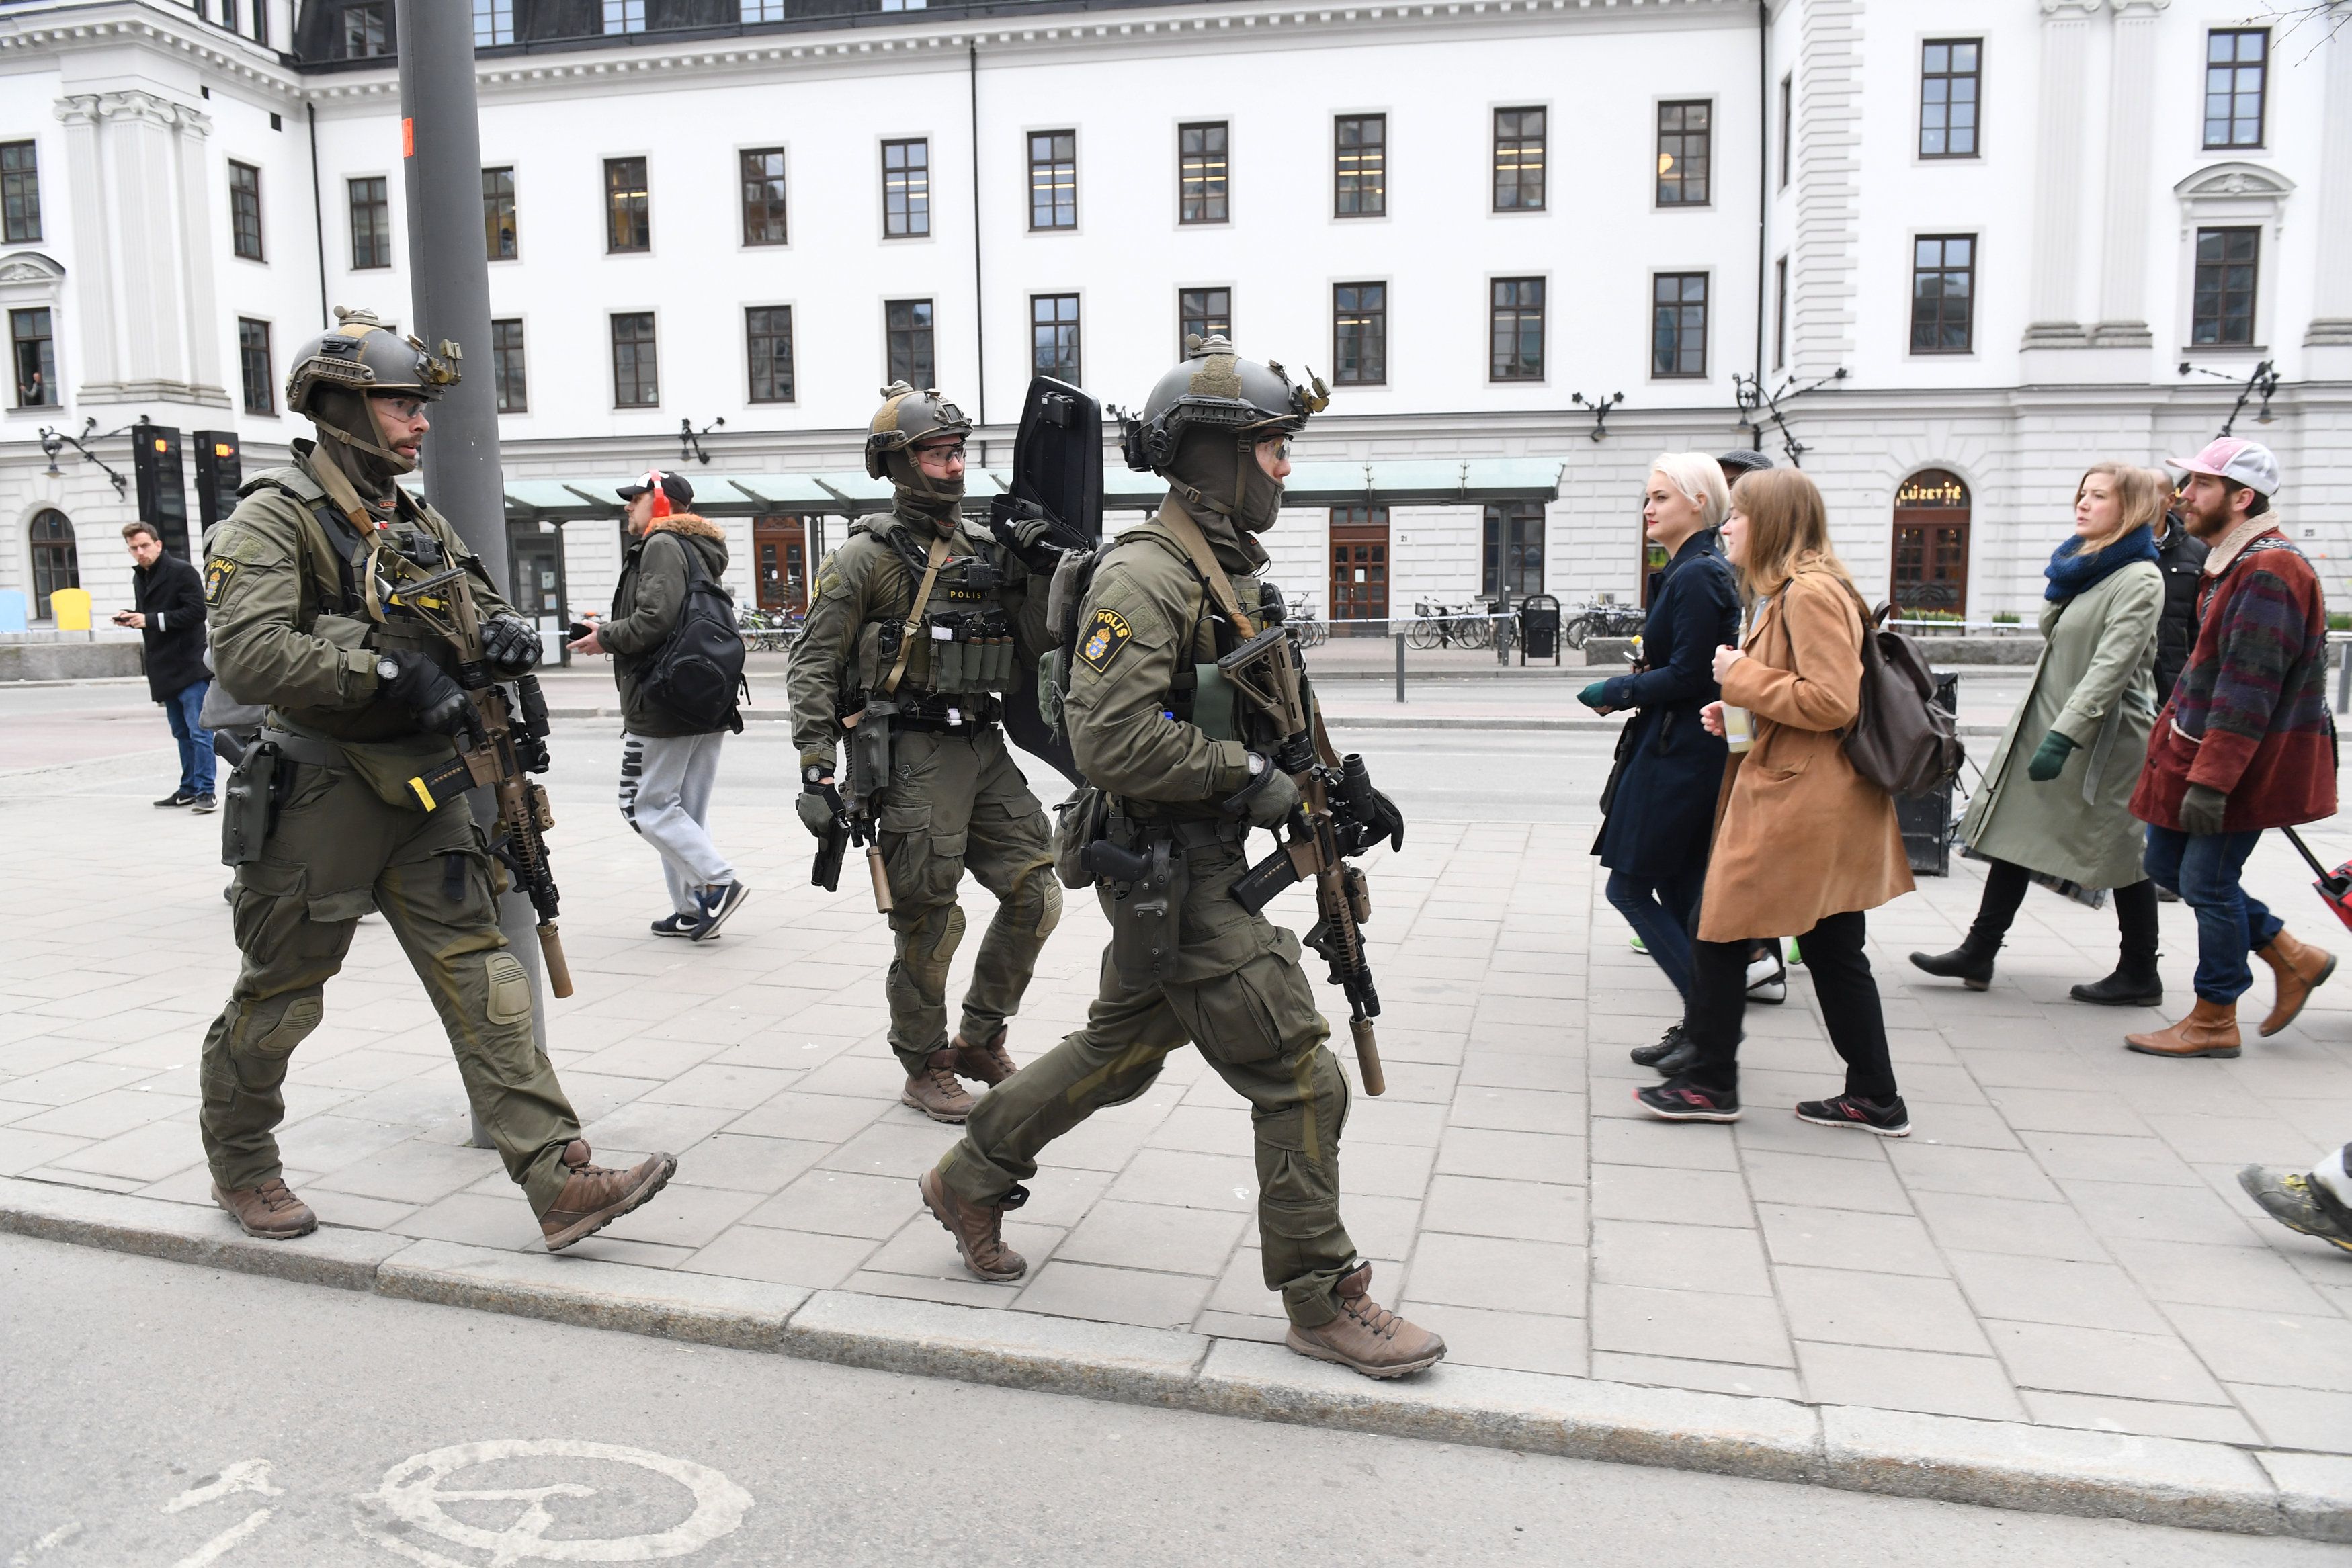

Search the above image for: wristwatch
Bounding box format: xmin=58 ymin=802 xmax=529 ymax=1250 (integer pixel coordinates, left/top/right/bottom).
xmin=376 ymin=654 xmax=402 ymax=685
xmin=1246 ymin=752 xmax=1267 ymax=777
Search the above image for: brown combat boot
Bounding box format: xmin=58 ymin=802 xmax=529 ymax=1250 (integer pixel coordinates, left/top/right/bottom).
xmin=1284 ymin=1263 xmax=1447 ymax=1379
xmin=539 ymin=1140 xmax=677 ymax=1252
xmin=950 ymin=1028 xmax=1017 ymax=1086
xmin=917 ymin=1168 xmax=1027 ymax=1282
xmin=2255 ymin=929 xmax=2337 ymax=1037
xmin=213 ymin=1176 xmax=317 ymax=1239
xmin=2125 ymin=996 xmax=2242 ymax=1059
xmin=902 ymin=1048 xmax=976 ymax=1123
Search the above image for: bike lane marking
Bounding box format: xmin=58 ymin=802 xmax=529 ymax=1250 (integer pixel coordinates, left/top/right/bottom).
xmin=354 ymin=1438 xmax=753 ymax=1565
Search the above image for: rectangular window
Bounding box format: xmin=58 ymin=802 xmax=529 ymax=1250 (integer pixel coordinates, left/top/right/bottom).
xmin=746 ymin=306 xmax=794 ymax=404
xmin=0 ymin=141 xmax=37 ymax=245
xmin=1482 ymin=501 xmax=1544 ymax=596
xmin=610 ymin=312 xmax=658 ymax=407
xmin=741 ymin=148 xmax=788 ymax=246
xmin=882 ymin=138 xmax=929 ymax=238
xmin=1179 ymin=287 xmax=1231 ymax=355
xmin=473 ymin=0 xmax=513 ymax=46
xmin=482 ymin=166 xmax=517 ymax=261
xmin=348 ymin=176 xmax=390 ymax=269
xmin=2205 ymin=29 xmax=2268 ymax=149
xmin=228 ymin=160 xmax=263 ymax=261
xmin=1656 ymin=101 xmax=1712 ymax=206
xmin=1909 ymin=235 xmax=1976 ymax=353
xmin=886 ymin=298 xmax=935 ymax=387
xmin=1334 ymin=114 xmax=1386 ymax=218
xmin=491 ymin=318 xmax=527 ymax=413
xmin=1489 ymin=277 xmax=1544 ymax=382
xmin=237 ymin=318 xmax=272 ymax=415
xmin=1777 ymin=75 xmax=1792 ymax=189
xmin=341 ymin=2 xmax=387 ymax=58
xmin=1773 ymin=255 xmax=1788 ymax=371
xmin=605 ymin=157 xmax=649 ymax=253
xmin=1333 ymin=282 xmax=1386 ymax=386
xmin=2192 ymin=227 xmax=2260 ymax=346
xmin=1493 ymin=107 xmax=1545 ymax=212
xmin=1029 ymin=131 xmax=1077 ymax=230
xmin=1031 ymin=294 xmax=1081 ymax=380
xmin=1179 ymin=122 xmax=1229 ymax=225
xmin=10 ymin=308 xmax=57 ymax=408
xmin=1919 ymin=39 xmax=1982 ymax=158
xmin=1652 ymin=272 xmax=1709 ymax=377
xmin=604 ymin=0 xmax=645 ymax=33
xmin=743 ymin=0 xmax=788 ymax=18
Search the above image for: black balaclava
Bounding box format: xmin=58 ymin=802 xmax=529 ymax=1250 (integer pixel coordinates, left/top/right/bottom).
xmin=1169 ymin=426 xmax=1284 ymax=535
xmin=888 ymin=447 xmax=964 ymax=533
xmin=311 ymin=385 xmax=411 ymax=510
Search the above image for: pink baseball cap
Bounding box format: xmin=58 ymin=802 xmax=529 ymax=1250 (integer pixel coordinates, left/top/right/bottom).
xmin=2165 ymin=437 xmax=2280 ymax=496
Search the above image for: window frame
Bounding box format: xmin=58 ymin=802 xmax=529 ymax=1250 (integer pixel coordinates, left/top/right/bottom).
xmin=603 ymin=155 xmax=650 ymax=255
xmin=1481 ymin=500 xmax=1546 ymax=597
xmin=228 ymin=159 xmax=264 ymax=261
xmin=2190 ymin=225 xmax=2261 ymax=348
xmin=0 ymin=140 xmax=39 ymax=245
xmin=1030 ymin=292 xmax=1082 ymax=382
xmin=884 ymin=297 xmax=936 ymax=388
xmin=1773 ymin=255 xmax=1788 ymax=372
xmin=745 ymin=304 xmax=796 ymax=405
xmin=1917 ymin=38 xmax=1983 ymax=161
xmin=9 ymin=306 xmax=58 ymax=409
xmin=1488 ymin=275 xmax=1546 ymax=384
xmin=1177 ymin=121 xmax=1230 ymax=226
xmin=2203 ymin=28 xmax=2269 ymax=151
xmin=1178 ymin=286 xmax=1232 ymax=357
xmin=340 ymin=1 xmax=388 ymax=60
xmin=609 ymin=310 xmax=659 ymax=408
xmin=1490 ymin=105 xmax=1546 ymax=214
xmin=28 ymin=509 xmax=79 ymax=623
xmin=491 ymin=317 xmax=528 ymax=414
xmin=739 ymin=146 xmax=789 ymax=248
xmin=1777 ymin=75 xmax=1792 ymax=191
xmin=1333 ymin=112 xmax=1388 ymax=220
xmin=1027 ymin=129 xmax=1078 ymax=232
xmin=1650 ymin=271 xmax=1710 ymax=379
xmin=347 ymin=174 xmax=391 ymax=270
xmin=1332 ymin=281 xmax=1388 ymax=388
xmin=1655 ymin=99 xmax=1713 ymax=209
xmin=1908 ymin=234 xmax=1978 ymax=356
xmin=236 ymin=317 xmax=274 ymax=415
xmin=482 ymin=165 xmax=517 ymax=262
xmin=880 ymin=137 xmax=931 ymax=240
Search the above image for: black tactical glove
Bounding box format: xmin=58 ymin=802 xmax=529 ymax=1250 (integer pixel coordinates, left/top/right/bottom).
xmin=482 ymin=613 xmax=542 ymax=677
xmin=1336 ymin=785 xmax=1407 ymax=857
xmin=797 ymin=765 xmax=837 ymax=839
xmin=986 ymin=494 xmax=1082 ymax=575
xmin=374 ymin=649 xmax=473 ymax=738
xmin=1224 ymin=752 xmax=1302 ymax=828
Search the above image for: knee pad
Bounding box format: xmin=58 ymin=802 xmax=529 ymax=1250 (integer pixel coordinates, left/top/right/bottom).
xmin=1017 ymin=863 xmax=1064 ymax=939
xmin=233 ymin=988 xmax=323 ymax=1068
xmin=898 ymin=904 xmax=966 ymax=989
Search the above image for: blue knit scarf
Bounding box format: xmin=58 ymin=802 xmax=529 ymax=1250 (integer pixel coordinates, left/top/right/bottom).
xmin=2044 ymin=524 xmax=2158 ymax=602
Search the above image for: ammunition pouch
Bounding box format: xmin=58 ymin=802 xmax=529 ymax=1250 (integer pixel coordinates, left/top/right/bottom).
xmin=859 ymin=609 xmax=1015 ymax=697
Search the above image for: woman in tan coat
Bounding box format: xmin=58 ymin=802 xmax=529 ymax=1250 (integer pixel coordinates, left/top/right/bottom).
xmin=1638 ymin=469 xmax=1918 ymax=1135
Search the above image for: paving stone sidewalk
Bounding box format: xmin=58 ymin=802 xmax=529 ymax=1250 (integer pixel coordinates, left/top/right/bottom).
xmin=3 ymin=743 xmax=2350 ymax=1458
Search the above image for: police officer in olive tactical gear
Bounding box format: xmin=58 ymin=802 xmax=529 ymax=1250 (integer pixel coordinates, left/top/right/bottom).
xmin=784 ymin=385 xmax=1062 ymax=1122
xmin=921 ymin=338 xmax=1443 ymax=1378
xmin=197 ymin=308 xmax=676 ymax=1249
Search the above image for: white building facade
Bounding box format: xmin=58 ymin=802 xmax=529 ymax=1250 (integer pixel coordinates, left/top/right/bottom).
xmin=1 ymin=0 xmax=2345 ymax=634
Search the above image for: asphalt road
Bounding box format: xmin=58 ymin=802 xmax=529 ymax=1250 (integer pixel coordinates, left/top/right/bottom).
xmin=2 ymin=1235 xmax=2335 ymax=1568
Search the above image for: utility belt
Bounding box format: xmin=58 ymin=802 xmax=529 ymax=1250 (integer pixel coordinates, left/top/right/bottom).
xmin=1054 ymin=800 xmax=1249 ymax=987
xmin=219 ymin=726 xmax=343 ymax=867
xmin=890 ymin=691 xmax=1003 ymax=734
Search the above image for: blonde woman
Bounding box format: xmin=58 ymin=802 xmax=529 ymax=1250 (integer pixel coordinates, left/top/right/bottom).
xmin=1639 ymin=469 xmax=1917 ymax=1134
xmin=1912 ymin=464 xmax=2165 ymax=1004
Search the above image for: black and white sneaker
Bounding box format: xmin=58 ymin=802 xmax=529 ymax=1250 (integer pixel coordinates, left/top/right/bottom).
xmin=1795 ymin=1093 xmax=1912 ymax=1137
xmin=1747 ymin=947 xmax=1788 ymax=1004
xmin=190 ymin=792 xmax=217 ymax=814
xmin=651 ymin=912 xmax=699 ymax=938
xmin=155 ymin=790 xmax=197 ymax=808
xmin=690 ymin=881 xmax=749 ymax=943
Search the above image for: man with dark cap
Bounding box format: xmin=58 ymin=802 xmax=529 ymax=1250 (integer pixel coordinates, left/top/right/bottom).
xmin=785 ymin=384 xmax=1061 ymax=1121
xmin=197 ymin=306 xmax=676 ymax=1249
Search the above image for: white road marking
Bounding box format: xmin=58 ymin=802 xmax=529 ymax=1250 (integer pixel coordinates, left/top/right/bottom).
xmin=165 ymin=1460 xmax=284 ymax=1514
xmin=355 ymin=1438 xmax=751 ymax=1565
xmin=168 ymin=1509 xmax=273 ymax=1568
xmin=8 ymin=1520 xmax=83 ymax=1565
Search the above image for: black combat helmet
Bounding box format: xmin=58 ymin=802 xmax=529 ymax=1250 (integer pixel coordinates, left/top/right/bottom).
xmin=1121 ymin=335 xmax=1327 ymax=533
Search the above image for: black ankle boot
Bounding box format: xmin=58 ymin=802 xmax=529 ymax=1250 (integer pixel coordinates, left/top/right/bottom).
xmin=2071 ymin=953 xmax=2162 ymax=1007
xmin=1650 ymin=1037 xmax=1701 ymax=1078
xmin=1909 ymin=937 xmax=1998 ymax=990
xmin=1630 ymin=1024 xmax=1688 ymax=1068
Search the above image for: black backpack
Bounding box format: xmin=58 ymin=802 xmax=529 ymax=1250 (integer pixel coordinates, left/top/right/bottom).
xmin=639 ymin=539 xmax=747 ymax=733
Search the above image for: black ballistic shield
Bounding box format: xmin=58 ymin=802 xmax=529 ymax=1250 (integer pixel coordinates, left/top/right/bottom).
xmin=1011 ymin=376 xmax=1103 ymax=544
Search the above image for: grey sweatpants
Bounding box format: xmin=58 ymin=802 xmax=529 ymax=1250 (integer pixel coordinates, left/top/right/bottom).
xmin=618 ymin=730 xmax=734 ymax=914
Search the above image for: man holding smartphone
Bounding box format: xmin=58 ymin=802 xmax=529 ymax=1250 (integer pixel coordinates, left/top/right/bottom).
xmin=114 ymin=520 xmax=215 ymax=813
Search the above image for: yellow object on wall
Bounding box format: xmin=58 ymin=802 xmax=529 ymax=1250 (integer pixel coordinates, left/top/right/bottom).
xmin=49 ymin=587 xmax=92 ymax=631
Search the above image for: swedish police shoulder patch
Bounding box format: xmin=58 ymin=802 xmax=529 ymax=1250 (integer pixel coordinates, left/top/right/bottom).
xmin=203 ymin=557 xmax=239 ymax=606
xmin=1076 ymin=607 xmax=1134 ymax=674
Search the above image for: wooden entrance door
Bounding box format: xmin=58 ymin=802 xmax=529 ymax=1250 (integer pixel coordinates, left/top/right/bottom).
xmin=1891 ymin=469 xmax=1971 ymax=619
xmin=754 ymin=516 xmax=809 ymax=613
xmin=1329 ymin=505 xmax=1389 ymax=630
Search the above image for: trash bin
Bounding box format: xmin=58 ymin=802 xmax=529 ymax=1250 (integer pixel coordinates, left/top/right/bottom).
xmin=1896 ymin=671 xmax=1960 ymax=875
xmin=1519 ymin=593 xmax=1562 ymax=665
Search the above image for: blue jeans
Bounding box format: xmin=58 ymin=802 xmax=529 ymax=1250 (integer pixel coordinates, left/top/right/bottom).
xmin=1607 ymin=868 xmax=1706 ymax=1000
xmin=2143 ymin=826 xmax=2281 ymax=1004
xmin=164 ymin=679 xmax=215 ymax=795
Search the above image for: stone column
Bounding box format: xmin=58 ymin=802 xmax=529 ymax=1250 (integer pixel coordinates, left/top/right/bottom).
xmin=2307 ymin=20 xmax=2352 ymax=347
xmin=51 ymin=97 xmax=116 ymax=390
xmin=2023 ymin=0 xmax=2101 ymax=348
xmin=2093 ymin=0 xmax=2165 ymax=347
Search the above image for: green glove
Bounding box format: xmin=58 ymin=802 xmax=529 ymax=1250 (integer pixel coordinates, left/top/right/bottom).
xmin=2025 ymin=730 xmax=2077 ymax=782
xmin=2180 ymin=783 xmax=2229 ymax=836
xmin=1577 ymin=681 xmax=1612 ymax=710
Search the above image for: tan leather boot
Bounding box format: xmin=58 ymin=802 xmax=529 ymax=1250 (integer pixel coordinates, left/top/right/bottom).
xmin=1284 ymin=1264 xmax=1448 ymax=1379
xmin=2124 ymin=997 xmax=2242 ymax=1059
xmin=2255 ymin=929 xmax=2337 ymax=1037
xmin=950 ymin=1028 xmax=1016 ymax=1086
xmin=539 ymin=1140 xmax=677 ymax=1251
xmin=213 ymin=1176 xmax=317 ymax=1239
xmin=902 ymin=1049 xmax=976 ymax=1122
xmin=917 ymin=1168 xmax=1027 ymax=1282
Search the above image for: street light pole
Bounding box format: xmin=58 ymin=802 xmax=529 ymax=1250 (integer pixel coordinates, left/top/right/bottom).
xmin=396 ymin=3 xmax=552 ymax=1147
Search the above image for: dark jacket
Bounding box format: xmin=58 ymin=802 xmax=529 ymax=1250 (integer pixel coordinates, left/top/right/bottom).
xmin=2152 ymin=514 xmax=2210 ymax=706
xmin=132 ymin=550 xmax=208 ymax=701
xmin=1591 ymin=529 xmax=1740 ymax=879
xmin=602 ymin=513 xmax=731 ymax=737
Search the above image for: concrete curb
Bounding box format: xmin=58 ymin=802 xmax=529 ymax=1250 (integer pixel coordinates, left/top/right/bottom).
xmin=539 ymin=705 xmax=2013 ymax=739
xmin=3 ymin=1176 xmax=2343 ymax=1540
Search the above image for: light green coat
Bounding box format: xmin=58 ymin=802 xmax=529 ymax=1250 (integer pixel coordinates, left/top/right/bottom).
xmin=1959 ymin=558 xmax=2162 ymax=889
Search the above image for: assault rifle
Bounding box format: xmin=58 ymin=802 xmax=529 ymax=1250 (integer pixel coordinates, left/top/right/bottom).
xmin=1219 ymin=623 xmax=1387 ymax=1096
xmin=380 ymin=560 xmax=575 ymax=999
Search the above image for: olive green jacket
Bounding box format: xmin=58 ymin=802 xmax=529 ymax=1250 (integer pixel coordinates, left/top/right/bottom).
xmin=600 ymin=513 xmax=730 ymax=737
xmin=785 ymin=509 xmax=1044 ymax=769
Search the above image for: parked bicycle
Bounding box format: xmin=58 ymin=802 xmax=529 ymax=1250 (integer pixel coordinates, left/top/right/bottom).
xmin=1561 ymin=601 xmax=1644 ymax=650
xmin=738 ymin=606 xmax=803 ymax=653
xmin=1407 ymin=599 xmax=1494 ymax=650
xmin=1286 ymin=591 xmax=1330 ymax=648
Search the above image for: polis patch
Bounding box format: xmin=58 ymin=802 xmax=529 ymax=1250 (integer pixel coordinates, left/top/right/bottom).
xmin=1077 ymin=607 xmax=1134 ymax=674
xmin=203 ymin=558 xmax=239 ymax=605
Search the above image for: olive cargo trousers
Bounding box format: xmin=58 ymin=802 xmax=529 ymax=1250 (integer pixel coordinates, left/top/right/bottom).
xmin=937 ymin=840 xmax=1359 ymax=1328
xmin=198 ymin=760 xmax=583 ymax=1215
xmin=876 ymin=728 xmax=1060 ymax=1072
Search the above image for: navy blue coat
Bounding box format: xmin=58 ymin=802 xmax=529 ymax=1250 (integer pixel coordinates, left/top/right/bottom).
xmin=1591 ymin=530 xmax=1740 ymax=879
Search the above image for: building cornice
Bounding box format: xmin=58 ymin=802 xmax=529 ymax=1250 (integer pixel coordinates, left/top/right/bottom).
xmin=0 ymin=2 xmax=304 ymax=101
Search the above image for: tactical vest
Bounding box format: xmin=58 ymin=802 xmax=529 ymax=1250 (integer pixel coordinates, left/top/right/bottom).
xmin=848 ymin=524 xmax=1018 ymax=715
xmin=1056 ymin=523 xmax=1264 ymax=746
